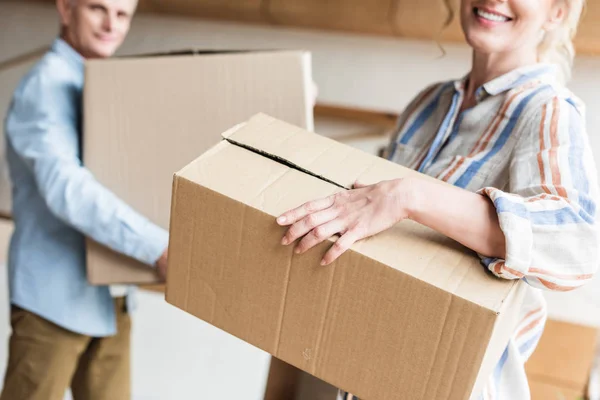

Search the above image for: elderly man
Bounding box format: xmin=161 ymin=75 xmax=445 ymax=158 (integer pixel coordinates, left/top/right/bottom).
xmin=1 ymin=1 xmax=168 ymax=399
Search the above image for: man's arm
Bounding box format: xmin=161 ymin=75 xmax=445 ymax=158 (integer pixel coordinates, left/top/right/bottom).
xmin=6 ymin=69 xmax=168 ymax=267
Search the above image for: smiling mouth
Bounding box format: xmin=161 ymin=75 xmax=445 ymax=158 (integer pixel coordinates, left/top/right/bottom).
xmin=96 ymin=35 xmax=118 ymax=42
xmin=473 ymin=7 xmax=512 ymax=23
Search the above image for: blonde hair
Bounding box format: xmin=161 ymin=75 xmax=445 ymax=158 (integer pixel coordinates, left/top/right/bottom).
xmin=538 ymin=0 xmax=585 ymax=83
xmin=441 ymin=0 xmax=585 ymax=83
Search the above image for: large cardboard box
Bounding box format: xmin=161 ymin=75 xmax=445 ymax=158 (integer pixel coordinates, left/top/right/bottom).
xmin=83 ymin=50 xmax=313 ymax=285
xmin=166 ymin=114 xmax=527 ymax=399
xmin=264 ymin=358 xmax=338 ymax=400
xmin=0 ymin=218 xmax=14 ymax=263
xmin=528 ymin=380 xmax=583 ymax=400
xmin=526 ymin=319 xmax=597 ymax=399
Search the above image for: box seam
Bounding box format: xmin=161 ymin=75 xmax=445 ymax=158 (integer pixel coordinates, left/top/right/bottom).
xmin=274 ymin=241 xmax=294 ymax=357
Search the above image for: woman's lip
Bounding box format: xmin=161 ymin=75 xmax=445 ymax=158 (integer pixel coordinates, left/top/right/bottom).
xmin=474 ymin=6 xmax=513 ymax=20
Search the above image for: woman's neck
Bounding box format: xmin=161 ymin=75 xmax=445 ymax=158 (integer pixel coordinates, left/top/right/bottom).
xmin=462 ymin=48 xmax=538 ymax=111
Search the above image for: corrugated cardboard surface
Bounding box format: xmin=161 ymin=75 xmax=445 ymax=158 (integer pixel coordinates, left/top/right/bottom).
xmin=264 ymin=358 xmax=338 ymax=400
xmin=295 ymin=370 xmax=339 ymax=400
xmin=526 ymin=319 xmax=597 ymax=392
xmin=529 ymin=379 xmax=583 ymax=400
xmin=84 ymin=50 xmax=312 ymax=285
xmin=0 ymin=219 xmax=14 ymax=263
xmin=167 ymin=114 xmax=525 ymax=399
xmin=264 ymin=357 xmax=303 ymax=400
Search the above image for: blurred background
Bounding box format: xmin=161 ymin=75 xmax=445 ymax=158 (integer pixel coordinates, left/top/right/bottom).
xmin=1 ymin=0 xmax=600 ymax=399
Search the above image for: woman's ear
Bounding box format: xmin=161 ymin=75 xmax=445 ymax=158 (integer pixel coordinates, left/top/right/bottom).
xmin=543 ymin=1 xmax=567 ymax=31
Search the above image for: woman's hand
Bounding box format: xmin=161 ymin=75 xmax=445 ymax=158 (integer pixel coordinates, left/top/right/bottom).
xmin=277 ymin=178 xmax=415 ymax=265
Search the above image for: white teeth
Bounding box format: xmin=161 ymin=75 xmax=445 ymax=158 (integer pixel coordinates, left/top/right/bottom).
xmin=476 ymin=8 xmax=510 ymax=22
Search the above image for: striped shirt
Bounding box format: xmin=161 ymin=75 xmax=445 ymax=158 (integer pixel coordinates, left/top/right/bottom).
xmin=338 ymin=63 xmax=600 ymax=400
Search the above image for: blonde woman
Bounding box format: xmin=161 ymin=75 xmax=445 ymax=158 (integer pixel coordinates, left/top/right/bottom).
xmin=277 ymin=0 xmax=598 ymax=398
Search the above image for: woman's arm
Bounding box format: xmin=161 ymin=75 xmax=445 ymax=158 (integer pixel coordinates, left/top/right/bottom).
xmin=277 ymin=177 xmax=504 ymax=265
xmin=279 ymin=97 xmax=599 ymax=292
xmin=405 ymin=178 xmax=506 ymax=259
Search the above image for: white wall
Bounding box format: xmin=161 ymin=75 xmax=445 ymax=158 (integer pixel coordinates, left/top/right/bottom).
xmin=2 ymin=2 xmax=600 ymax=399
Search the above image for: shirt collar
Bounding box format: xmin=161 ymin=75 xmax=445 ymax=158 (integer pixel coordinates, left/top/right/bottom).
xmin=454 ymin=63 xmax=558 ymax=101
xmin=51 ymin=38 xmax=84 ymax=71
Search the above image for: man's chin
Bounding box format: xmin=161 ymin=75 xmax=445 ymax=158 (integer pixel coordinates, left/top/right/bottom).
xmin=87 ymin=43 xmax=120 ymax=59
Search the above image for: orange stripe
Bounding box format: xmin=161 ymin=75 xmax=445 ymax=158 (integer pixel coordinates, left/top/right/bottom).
xmin=439 ymin=158 xmax=461 ymax=182
xmin=516 ymin=315 xmax=544 ymax=339
xmin=538 ymin=278 xmax=576 ymax=292
xmin=492 ymin=261 xmax=524 ymax=278
xmin=537 ymin=103 xmax=552 ymax=195
xmin=480 ymin=187 xmax=494 ymax=197
xmin=401 ymin=84 xmax=442 ymax=133
xmin=529 ymin=268 xmax=594 ymax=281
xmin=493 ymin=261 xmax=504 ymax=275
xmin=548 ymin=97 xmax=569 ymax=198
xmin=496 ymin=264 xmax=592 ymax=282
xmin=525 ymin=193 xmax=563 ymax=202
xmin=521 ymin=306 xmax=544 ymax=322
xmin=471 ymin=87 xmax=530 ymax=155
xmin=472 ymin=81 xmax=539 ymax=156
xmin=414 ymin=84 xmax=441 ymax=111
xmin=504 ymin=265 xmax=525 ymax=278
xmin=485 ymin=190 xmax=565 ymax=203
xmin=524 ymin=193 xmax=573 ymax=207
xmin=440 ymin=89 xmax=525 ymax=182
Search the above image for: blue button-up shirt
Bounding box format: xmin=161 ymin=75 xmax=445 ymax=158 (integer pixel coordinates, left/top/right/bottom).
xmin=4 ymin=39 xmax=168 ymax=337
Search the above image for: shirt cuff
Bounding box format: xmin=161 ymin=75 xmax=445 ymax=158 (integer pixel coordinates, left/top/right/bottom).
xmin=477 ymin=187 xmax=533 ymax=279
xmin=134 ymin=220 xmax=169 ymax=267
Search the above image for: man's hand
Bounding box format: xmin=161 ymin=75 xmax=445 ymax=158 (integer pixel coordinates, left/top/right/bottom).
xmin=156 ymin=248 xmax=168 ymax=281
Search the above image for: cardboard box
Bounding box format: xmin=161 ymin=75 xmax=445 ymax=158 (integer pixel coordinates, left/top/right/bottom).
xmin=166 ymin=113 xmax=527 ymax=399
xmin=264 ymin=319 xmax=599 ymax=400
xmin=0 ymin=218 xmax=14 ymax=263
xmin=264 ymin=357 xmax=303 ymax=400
xmin=264 ymin=358 xmax=338 ymax=400
xmin=526 ymin=319 xmax=597 ymax=395
xmin=83 ymin=50 xmax=313 ymax=285
xmin=528 ymin=379 xmax=583 ymax=400
xmin=265 ymin=105 xmax=397 ymax=400
xmin=139 ymin=104 xmax=395 ymax=294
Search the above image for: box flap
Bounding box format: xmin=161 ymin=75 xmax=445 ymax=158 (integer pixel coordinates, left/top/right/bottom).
xmin=117 ymin=49 xmax=285 ymax=59
xmin=223 ymin=113 xmax=441 ymax=189
xmin=178 ymin=114 xmax=517 ymax=312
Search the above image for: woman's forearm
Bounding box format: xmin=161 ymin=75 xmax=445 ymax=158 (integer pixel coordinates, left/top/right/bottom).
xmin=404 ymin=178 xmax=506 ymax=259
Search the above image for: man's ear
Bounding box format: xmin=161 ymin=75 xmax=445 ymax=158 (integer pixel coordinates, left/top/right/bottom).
xmin=56 ymin=0 xmax=73 ymax=27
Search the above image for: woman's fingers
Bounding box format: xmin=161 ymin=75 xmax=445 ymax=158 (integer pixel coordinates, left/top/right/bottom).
xmin=295 ymin=218 xmax=347 ymax=254
xmin=277 ymin=195 xmax=336 ymax=226
xmin=321 ymin=228 xmax=363 ymax=265
xmin=281 ymin=207 xmax=339 ymax=245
